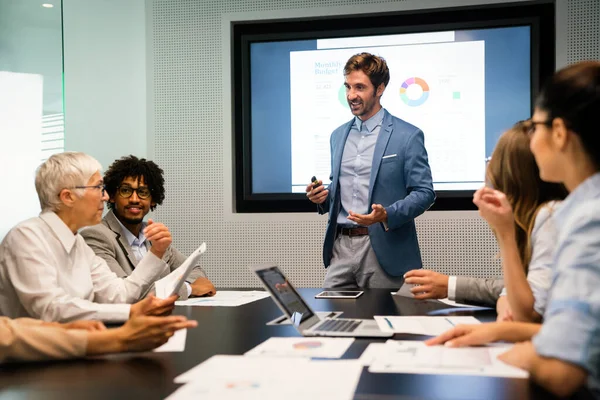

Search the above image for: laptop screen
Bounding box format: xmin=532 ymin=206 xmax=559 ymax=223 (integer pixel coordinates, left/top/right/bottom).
xmin=255 ymin=265 xmax=315 ymax=325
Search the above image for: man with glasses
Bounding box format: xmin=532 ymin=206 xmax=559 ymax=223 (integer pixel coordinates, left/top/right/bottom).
xmin=81 ymin=155 xmax=216 ymax=300
xmin=0 ymin=152 xmax=179 ymax=322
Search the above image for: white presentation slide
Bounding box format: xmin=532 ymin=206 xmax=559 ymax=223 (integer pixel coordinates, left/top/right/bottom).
xmin=289 ymin=39 xmax=486 ymax=192
xmin=0 ymin=71 xmax=43 ymax=240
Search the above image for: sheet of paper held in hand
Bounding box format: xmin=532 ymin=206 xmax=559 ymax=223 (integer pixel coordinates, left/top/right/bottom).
xmin=373 ymin=316 xmax=480 ymax=335
xmin=155 ymin=243 xmax=207 ymax=299
xmin=169 ymin=355 xmax=362 ymax=400
xmin=153 ymin=329 xmax=187 ymax=352
xmin=175 ymin=290 xmax=271 ymax=307
xmin=368 ymin=340 xmax=528 ymax=378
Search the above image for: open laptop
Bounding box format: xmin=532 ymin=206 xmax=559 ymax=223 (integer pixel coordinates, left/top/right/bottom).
xmin=251 ymin=263 xmax=392 ymax=338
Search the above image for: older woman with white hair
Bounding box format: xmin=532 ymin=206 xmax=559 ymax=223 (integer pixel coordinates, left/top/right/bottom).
xmin=0 ymin=152 xmax=177 ymax=323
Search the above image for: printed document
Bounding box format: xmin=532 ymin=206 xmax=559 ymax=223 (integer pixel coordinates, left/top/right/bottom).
xmin=374 ymin=316 xmax=480 ymax=335
xmin=245 ymin=337 xmax=354 ymax=358
xmin=155 ymin=243 xmax=206 ymax=298
xmin=175 ymin=290 xmax=270 ymax=307
xmin=368 ymin=340 xmax=528 ymax=378
xmin=170 ymin=355 xmax=362 ymax=400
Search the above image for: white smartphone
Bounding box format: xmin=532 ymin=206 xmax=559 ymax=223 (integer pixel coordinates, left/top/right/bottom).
xmin=315 ymin=290 xmax=364 ymax=299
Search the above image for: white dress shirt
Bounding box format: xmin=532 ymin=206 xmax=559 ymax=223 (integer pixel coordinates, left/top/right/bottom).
xmin=533 ymin=173 xmax=600 ymax=394
xmin=0 ymin=212 xmax=168 ymax=323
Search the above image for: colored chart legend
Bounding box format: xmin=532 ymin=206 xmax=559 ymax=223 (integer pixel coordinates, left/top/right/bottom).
xmin=293 ymin=340 xmax=324 ymax=350
xmin=400 ymin=77 xmax=430 ymax=106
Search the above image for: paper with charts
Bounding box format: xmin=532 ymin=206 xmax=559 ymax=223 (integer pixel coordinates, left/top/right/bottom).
xmin=374 ymin=315 xmax=480 ymax=335
xmin=245 ymin=337 xmax=354 ymax=358
xmin=169 ymin=355 xmax=362 ymax=400
xmin=367 ymin=340 xmax=528 ymax=378
xmin=175 ymin=290 xmax=270 ymax=307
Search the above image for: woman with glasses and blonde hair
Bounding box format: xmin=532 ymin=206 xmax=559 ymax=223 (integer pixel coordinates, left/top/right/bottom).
xmin=427 ymin=61 xmax=600 ymax=397
xmin=0 ymin=152 xmax=179 ymax=323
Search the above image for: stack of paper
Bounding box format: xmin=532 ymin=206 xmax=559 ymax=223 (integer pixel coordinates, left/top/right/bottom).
xmin=169 ymin=355 xmax=363 ymax=400
xmin=361 ymin=340 xmax=528 ymax=378
xmin=175 ymin=290 xmax=271 ymax=307
xmin=373 ymin=315 xmax=480 ymax=335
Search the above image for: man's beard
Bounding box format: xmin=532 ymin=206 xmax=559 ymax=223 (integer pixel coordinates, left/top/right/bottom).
xmin=121 ymin=215 xmax=144 ymax=225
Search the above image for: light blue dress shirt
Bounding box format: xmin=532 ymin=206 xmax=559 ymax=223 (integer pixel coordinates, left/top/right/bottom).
xmin=532 ymin=172 xmax=600 ymax=394
xmin=114 ymin=218 xmax=148 ymax=262
xmin=336 ymin=107 xmax=384 ymax=226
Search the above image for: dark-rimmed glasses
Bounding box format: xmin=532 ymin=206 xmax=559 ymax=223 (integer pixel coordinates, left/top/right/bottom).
xmin=117 ymin=185 xmax=151 ymax=199
xmin=523 ymin=119 xmax=552 ymax=136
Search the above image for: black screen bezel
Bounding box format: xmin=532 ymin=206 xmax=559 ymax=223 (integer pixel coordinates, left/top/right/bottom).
xmin=232 ymin=1 xmax=555 ymax=213
xmin=256 ymin=266 xmax=316 ymax=324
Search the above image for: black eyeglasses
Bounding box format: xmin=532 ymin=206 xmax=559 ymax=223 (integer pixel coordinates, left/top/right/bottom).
xmin=70 ymin=184 xmax=106 ymax=194
xmin=117 ymin=185 xmax=151 ymax=199
xmin=524 ymin=119 xmax=552 ymax=136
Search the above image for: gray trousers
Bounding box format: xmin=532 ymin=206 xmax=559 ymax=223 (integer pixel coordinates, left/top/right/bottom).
xmin=323 ymin=234 xmax=405 ymax=289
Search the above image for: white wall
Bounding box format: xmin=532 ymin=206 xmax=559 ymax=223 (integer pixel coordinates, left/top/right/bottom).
xmin=62 ymin=0 xmax=148 ymax=170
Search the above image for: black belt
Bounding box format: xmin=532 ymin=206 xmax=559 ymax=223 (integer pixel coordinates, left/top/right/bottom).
xmin=337 ymin=226 xmax=369 ymax=236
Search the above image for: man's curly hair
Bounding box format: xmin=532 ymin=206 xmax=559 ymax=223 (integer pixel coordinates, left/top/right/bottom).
xmin=104 ymin=155 xmax=165 ymax=211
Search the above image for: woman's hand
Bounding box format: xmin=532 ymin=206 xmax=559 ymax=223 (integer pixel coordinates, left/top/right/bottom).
xmin=473 ymin=187 xmax=515 ymax=240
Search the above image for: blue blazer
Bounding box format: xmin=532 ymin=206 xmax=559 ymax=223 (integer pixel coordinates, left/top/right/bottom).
xmin=319 ymin=109 xmax=435 ymax=277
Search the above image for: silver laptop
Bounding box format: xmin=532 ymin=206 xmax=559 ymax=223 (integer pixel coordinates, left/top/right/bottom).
xmin=251 ymin=263 xmax=392 ymax=338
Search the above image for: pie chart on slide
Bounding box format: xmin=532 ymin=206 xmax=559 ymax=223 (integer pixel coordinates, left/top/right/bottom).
xmin=400 ymin=77 xmax=430 ymax=107
xmin=338 ymin=84 xmax=349 ymax=108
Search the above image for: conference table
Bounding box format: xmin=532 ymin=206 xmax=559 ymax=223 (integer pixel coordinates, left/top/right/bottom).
xmin=0 ymin=289 xmax=592 ymax=399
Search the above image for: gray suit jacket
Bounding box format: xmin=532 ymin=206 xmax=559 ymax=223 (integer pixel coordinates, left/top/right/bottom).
xmin=455 ymin=276 xmax=504 ymax=307
xmin=80 ymin=210 xmax=207 ymax=301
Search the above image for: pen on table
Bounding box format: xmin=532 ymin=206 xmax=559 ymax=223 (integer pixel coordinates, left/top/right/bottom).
xmin=445 ymin=318 xmax=456 ymax=327
xmin=384 ymin=317 xmax=394 ymax=329
xmin=326 ymin=312 xmax=337 ymax=318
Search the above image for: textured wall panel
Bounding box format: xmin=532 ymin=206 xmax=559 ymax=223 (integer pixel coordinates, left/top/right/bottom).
xmin=567 ymin=0 xmax=600 ymax=63
xmin=150 ymin=0 xmax=598 ymax=288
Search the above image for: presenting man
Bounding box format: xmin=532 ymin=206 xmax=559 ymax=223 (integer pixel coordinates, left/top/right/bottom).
xmin=306 ymin=53 xmax=435 ymax=288
xmin=82 ymin=155 xmax=216 ymax=299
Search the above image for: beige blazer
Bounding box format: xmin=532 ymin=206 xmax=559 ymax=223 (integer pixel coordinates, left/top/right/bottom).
xmin=0 ymin=317 xmax=87 ymax=362
xmin=81 ymin=210 xmax=207 ymax=300
xmin=455 ymin=276 xmax=504 ymax=306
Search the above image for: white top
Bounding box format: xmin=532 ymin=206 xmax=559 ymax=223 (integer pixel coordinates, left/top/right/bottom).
xmin=0 ymin=212 xmax=168 ymax=322
xmin=448 ymin=275 xmax=458 ymax=300
xmin=497 ymin=201 xmax=560 ymax=315
xmin=533 ymin=173 xmax=600 ymax=393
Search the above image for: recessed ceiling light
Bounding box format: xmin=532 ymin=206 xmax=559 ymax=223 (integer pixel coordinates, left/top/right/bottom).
xmin=42 ymin=3 xmax=54 ymax=8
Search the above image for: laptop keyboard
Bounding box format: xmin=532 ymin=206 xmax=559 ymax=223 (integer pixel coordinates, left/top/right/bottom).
xmin=316 ymin=318 xmax=362 ymax=332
